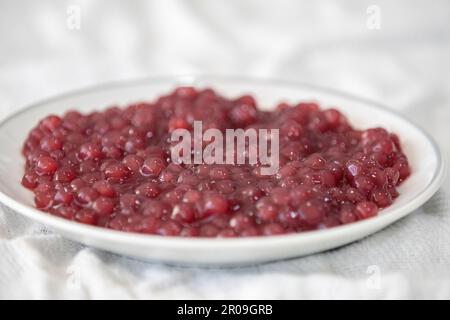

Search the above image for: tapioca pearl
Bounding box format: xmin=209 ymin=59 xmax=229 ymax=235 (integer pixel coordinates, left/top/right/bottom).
xmin=339 ymin=203 xmax=357 ymax=224
xmin=261 ymin=223 xmax=285 ymax=236
xmin=141 ymin=157 xmax=166 ymax=177
xmin=354 ymin=176 xmax=375 ymax=196
xmin=135 ymin=182 xmax=160 ymax=198
xmin=22 ymin=171 xmax=39 ymax=189
xmin=35 ymin=191 xmax=55 ymax=209
xmin=74 ymin=209 xmax=97 ymax=225
xmin=54 ymin=189 xmax=74 ymax=205
xmin=93 ymin=181 xmax=116 ymax=198
xmin=40 ymin=136 xmax=63 ymax=152
xmin=36 ymin=156 xmax=59 ymax=176
xmin=345 ymin=187 xmax=365 ymax=203
xmin=385 ymin=167 xmax=400 ymax=186
xmin=92 ymin=197 xmax=116 ymax=216
xmin=41 ymin=115 xmax=62 ymax=132
xmin=356 ymin=201 xmax=378 ymax=219
xmin=229 ymin=213 xmax=255 ymax=232
xmin=142 ymin=199 xmax=171 ymax=218
xmin=239 ymin=186 xmax=264 ymax=203
xmin=79 ymin=159 xmax=99 ymax=174
xmin=78 ymin=143 xmax=103 ymax=161
xmin=270 ymin=187 xmax=290 ymax=206
xmin=201 ymin=192 xmax=229 ymax=216
xmin=104 ymin=163 xmax=131 ymax=183
xmin=345 ymin=160 xmax=364 ymax=179
xmin=371 ymin=188 xmax=393 ymax=208
xmin=199 ymin=224 xmax=220 ymax=237
xmin=124 ymin=136 xmax=146 ymax=153
xmin=157 ymin=221 xmax=182 ymax=236
xmin=299 ymin=200 xmax=325 ymax=225
xmin=76 ymin=187 xmax=99 ymax=205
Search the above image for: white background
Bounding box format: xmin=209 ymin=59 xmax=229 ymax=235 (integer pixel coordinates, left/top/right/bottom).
xmin=0 ymin=0 xmax=449 ymax=299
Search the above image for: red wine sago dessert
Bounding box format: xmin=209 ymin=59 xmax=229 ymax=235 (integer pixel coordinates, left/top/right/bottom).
xmin=21 ymin=87 xmax=411 ymax=237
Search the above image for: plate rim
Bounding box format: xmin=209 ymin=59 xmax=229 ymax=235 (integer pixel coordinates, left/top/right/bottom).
xmin=0 ymin=75 xmax=446 ymax=249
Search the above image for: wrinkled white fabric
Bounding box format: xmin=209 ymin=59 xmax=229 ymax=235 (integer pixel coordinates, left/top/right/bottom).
xmin=0 ymin=0 xmax=449 ymax=299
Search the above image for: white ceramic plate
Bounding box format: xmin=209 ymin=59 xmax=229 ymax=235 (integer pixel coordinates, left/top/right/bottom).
xmin=0 ymin=76 xmax=446 ymax=266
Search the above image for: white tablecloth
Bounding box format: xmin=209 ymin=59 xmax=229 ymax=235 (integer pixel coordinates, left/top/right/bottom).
xmin=1 ymin=0 xmax=449 ymax=299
